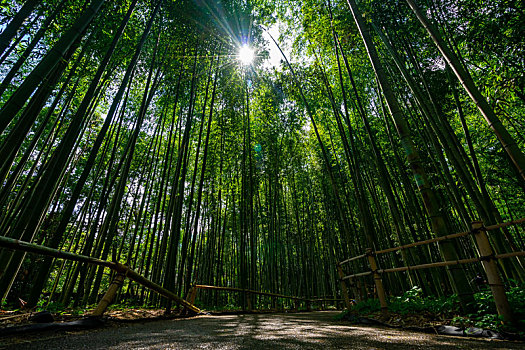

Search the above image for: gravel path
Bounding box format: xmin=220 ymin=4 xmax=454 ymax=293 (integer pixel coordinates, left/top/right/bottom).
xmin=2 ymin=311 xmax=524 ymax=349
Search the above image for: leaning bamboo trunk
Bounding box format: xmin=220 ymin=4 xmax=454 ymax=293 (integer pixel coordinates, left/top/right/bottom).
xmin=177 ymin=54 xmax=215 ymax=295
xmin=184 ymin=53 xmax=221 ymax=297
xmin=405 ymin=0 xmax=525 ymax=183
xmin=373 ymin=24 xmax=522 ymax=281
xmin=345 ymin=0 xmax=474 ymax=306
xmin=87 ymin=24 xmax=164 ymax=304
xmin=0 ymin=0 xmax=139 ymax=302
xmin=0 ymin=0 xmax=40 ymax=56
xmin=0 ymin=0 xmax=105 ymax=133
xmin=0 ymin=0 xmax=67 ymax=99
xmin=23 ymin=0 xmax=140 ymax=308
xmin=266 ymin=30 xmax=354 ymax=258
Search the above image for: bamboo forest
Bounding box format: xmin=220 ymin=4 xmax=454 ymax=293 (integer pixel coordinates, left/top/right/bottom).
xmin=1 ymin=0 xmax=525 ymax=347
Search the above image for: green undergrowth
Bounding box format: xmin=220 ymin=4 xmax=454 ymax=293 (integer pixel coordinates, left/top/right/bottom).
xmin=337 ymin=284 xmax=525 ymax=336
xmin=105 ymin=302 xmax=160 ymax=311
xmin=2 ymin=297 xmax=328 ymax=317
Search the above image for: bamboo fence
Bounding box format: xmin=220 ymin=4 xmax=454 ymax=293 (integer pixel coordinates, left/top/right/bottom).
xmin=337 ymin=219 xmax=525 ymax=323
xmin=0 ymin=235 xmax=201 ymax=314
xmin=188 ymin=284 xmax=343 ymax=309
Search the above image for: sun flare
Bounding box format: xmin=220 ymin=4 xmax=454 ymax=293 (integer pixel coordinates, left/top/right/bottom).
xmin=238 ymin=45 xmax=255 ymax=66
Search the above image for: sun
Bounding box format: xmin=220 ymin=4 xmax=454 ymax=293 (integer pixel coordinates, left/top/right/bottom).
xmin=238 ymin=45 xmax=255 ymax=66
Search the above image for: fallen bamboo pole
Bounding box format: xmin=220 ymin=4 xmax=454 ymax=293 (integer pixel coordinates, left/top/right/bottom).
xmin=125 ymin=268 xmax=200 ymax=313
xmin=0 ymin=235 xmax=201 ymax=314
xmin=0 ymin=235 xmax=115 ymax=268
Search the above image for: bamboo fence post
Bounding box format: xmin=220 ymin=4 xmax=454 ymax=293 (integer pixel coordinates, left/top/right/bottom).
xmin=187 ymin=285 xmax=198 ymax=305
xmin=366 ymin=248 xmax=388 ymax=312
xmin=92 ymin=272 xmax=126 ymax=317
xmin=357 ymin=279 xmax=365 ymax=301
xmin=349 ymin=277 xmax=360 ymax=302
xmin=471 ymin=221 xmax=515 ymax=323
xmin=337 ymin=263 xmax=352 ymax=311
xmin=246 ymin=291 xmax=252 ymax=311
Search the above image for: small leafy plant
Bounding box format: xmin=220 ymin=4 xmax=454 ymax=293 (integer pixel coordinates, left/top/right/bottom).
xmin=342 ymin=284 xmax=525 ymax=337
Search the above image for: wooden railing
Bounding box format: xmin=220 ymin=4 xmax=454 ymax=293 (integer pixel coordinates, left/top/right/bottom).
xmin=0 ymin=235 xmax=201 ymax=315
xmin=0 ymin=235 xmax=342 ymax=316
xmin=187 ymin=284 xmax=343 ymax=311
xmin=337 ymin=219 xmax=525 ymax=323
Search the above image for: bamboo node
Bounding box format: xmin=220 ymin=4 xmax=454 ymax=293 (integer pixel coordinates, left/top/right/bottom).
xmin=479 ymin=254 xmax=495 ymax=262
xmin=487 ymin=283 xmax=504 ymax=287
xmin=470 ymin=221 xmax=485 ymax=234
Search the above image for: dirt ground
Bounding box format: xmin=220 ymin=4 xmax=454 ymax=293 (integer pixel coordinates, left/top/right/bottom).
xmin=1 ymin=311 xmax=524 ymax=349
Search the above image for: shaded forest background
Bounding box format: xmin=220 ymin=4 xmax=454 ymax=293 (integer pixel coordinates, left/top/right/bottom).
xmin=0 ymin=0 xmax=524 ymax=312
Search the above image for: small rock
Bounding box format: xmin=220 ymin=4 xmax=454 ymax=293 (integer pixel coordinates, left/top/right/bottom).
xmin=30 ymin=311 xmax=54 ymax=323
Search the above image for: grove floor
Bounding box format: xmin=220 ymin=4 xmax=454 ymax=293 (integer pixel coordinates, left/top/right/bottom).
xmin=1 ymin=311 xmax=523 ymax=349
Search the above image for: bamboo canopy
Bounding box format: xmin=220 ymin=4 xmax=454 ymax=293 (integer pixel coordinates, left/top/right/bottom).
xmin=0 ymin=0 xmax=524 ymax=321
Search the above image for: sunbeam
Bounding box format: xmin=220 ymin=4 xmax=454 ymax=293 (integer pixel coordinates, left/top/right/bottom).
xmin=238 ymin=45 xmax=254 ymax=66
